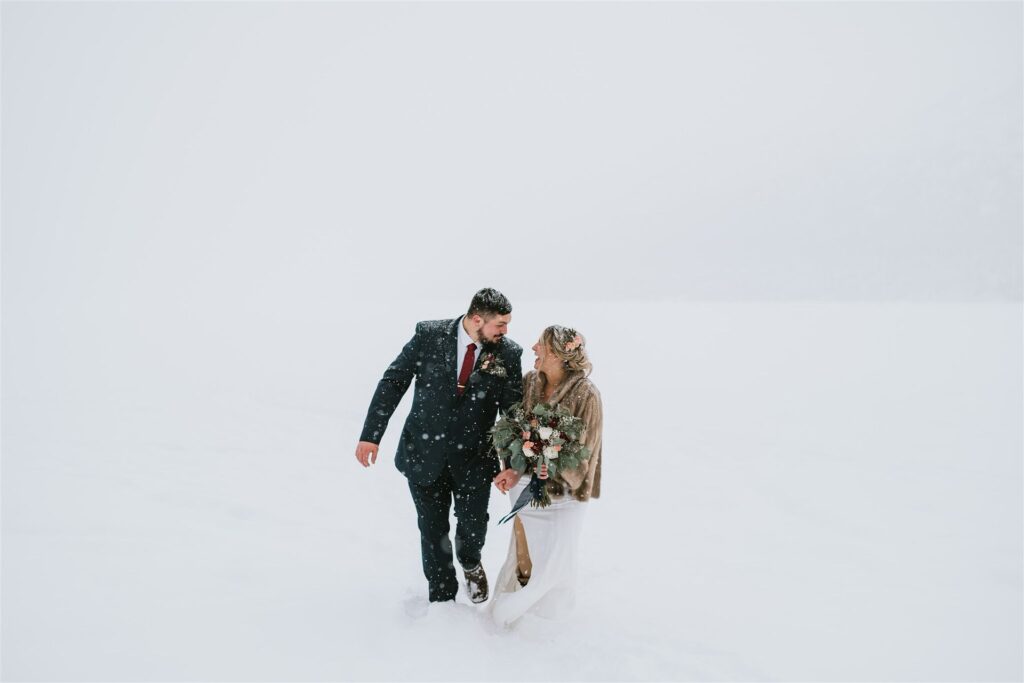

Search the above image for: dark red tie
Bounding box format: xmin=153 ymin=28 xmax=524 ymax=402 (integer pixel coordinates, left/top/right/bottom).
xmin=457 ymin=342 xmax=477 ymax=396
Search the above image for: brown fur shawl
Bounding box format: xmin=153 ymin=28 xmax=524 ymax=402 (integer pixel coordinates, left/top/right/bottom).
xmin=522 ymin=369 xmax=603 ymax=501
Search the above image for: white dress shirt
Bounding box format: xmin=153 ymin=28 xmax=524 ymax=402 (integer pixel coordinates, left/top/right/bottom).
xmin=456 ymin=315 xmax=482 ymax=380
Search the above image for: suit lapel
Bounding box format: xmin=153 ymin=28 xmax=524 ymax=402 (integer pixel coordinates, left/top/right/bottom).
xmin=444 ymin=317 xmax=460 ymax=396
xmin=472 ymin=338 xmax=501 ymax=374
xmin=463 ymin=339 xmax=502 ymax=393
xmin=463 ymin=347 xmax=486 ymax=393
xmin=451 ymin=321 xmax=504 ymax=401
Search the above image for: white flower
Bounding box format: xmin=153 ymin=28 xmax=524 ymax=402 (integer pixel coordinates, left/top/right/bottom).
xmin=522 ymin=443 xmax=535 ymax=457
xmin=543 ymin=445 xmax=559 ymax=460
xmin=538 ymin=426 xmax=553 ymax=440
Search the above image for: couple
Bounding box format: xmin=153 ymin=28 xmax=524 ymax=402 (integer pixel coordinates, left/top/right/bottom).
xmin=354 ymin=288 xmax=603 ymax=626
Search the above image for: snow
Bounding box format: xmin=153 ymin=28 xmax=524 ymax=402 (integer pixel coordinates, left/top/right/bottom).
xmin=3 ymin=2 xmax=1021 ymax=679
xmin=3 ymin=300 xmax=1021 ymax=681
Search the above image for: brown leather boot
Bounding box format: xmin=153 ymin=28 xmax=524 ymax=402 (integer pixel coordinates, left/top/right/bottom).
xmin=463 ymin=563 xmax=488 ymax=603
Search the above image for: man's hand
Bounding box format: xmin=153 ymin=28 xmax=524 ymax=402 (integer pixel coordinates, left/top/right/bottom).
xmin=493 ymin=468 xmax=522 ymax=494
xmin=355 ymin=441 xmax=379 ymax=467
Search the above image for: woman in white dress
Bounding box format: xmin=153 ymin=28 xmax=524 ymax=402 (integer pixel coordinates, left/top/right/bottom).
xmin=487 ymin=325 xmax=603 ymax=627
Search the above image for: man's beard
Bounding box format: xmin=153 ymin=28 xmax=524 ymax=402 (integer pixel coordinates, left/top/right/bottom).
xmin=478 ymin=330 xmax=502 ymax=345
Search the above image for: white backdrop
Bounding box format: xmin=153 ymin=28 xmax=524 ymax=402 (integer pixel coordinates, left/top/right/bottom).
xmin=3 ymin=1 xmax=1020 ymax=306
xmin=2 ymin=2 xmax=1022 ymax=681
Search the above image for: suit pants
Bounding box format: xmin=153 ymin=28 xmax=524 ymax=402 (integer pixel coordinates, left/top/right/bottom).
xmin=407 ymin=464 xmax=490 ymax=602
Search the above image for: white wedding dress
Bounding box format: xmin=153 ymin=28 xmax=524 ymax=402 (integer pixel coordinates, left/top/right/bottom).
xmin=487 ymin=475 xmax=588 ymax=627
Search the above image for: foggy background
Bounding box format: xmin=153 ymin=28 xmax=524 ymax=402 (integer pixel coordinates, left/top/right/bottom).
xmin=3 ymin=1 xmax=1021 ymax=309
xmin=3 ymin=2 xmax=1022 ymax=681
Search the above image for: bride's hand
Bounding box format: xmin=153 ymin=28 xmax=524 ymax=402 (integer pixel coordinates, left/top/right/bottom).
xmin=538 ymin=463 xmax=548 ymax=480
xmin=493 ymin=468 xmax=521 ymax=493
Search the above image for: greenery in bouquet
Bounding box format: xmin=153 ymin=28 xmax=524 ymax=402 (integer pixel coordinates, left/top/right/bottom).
xmin=491 ymin=401 xmax=591 ymax=508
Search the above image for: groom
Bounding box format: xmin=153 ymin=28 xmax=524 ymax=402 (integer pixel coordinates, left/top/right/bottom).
xmin=355 ymin=288 xmax=524 ymax=603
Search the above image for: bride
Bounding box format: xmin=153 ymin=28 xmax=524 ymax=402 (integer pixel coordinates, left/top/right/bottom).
xmin=487 ymin=325 xmax=603 ymax=627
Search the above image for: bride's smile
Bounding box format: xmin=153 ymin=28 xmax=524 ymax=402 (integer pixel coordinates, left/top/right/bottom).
xmin=531 ymin=339 xmax=549 ymax=372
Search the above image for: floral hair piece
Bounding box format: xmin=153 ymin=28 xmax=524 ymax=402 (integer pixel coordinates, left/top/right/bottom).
xmin=564 ymin=334 xmax=583 ymax=352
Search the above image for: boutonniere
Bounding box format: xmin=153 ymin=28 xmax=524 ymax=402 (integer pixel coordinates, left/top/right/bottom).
xmin=478 ymin=351 xmax=508 ymax=378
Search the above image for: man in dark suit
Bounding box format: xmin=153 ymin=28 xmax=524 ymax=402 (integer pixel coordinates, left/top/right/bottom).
xmin=355 ymin=288 xmax=524 ymax=603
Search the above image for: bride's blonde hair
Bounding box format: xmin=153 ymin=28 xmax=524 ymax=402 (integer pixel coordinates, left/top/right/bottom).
xmin=541 ymin=325 xmax=592 ymax=377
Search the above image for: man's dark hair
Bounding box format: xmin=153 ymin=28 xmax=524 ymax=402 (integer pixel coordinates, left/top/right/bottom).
xmin=467 ymin=288 xmax=512 ymax=318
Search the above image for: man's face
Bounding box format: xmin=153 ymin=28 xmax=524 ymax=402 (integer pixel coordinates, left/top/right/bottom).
xmin=473 ymin=313 xmax=511 ymax=344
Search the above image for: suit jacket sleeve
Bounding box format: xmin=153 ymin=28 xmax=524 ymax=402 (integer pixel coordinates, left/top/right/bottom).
xmin=499 ymin=347 xmax=525 ymax=413
xmin=359 ymin=324 xmax=421 ymax=444
xmin=495 ymin=351 xmax=525 ymax=470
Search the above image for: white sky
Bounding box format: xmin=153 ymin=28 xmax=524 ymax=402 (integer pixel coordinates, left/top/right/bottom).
xmin=3 ymin=1 xmax=1021 ymax=306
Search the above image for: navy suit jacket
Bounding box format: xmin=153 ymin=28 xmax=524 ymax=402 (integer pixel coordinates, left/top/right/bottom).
xmin=360 ymin=317 xmax=524 ymax=486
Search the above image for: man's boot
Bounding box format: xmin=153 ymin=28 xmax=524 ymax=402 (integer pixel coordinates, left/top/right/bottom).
xmin=463 ymin=563 xmax=488 ymax=603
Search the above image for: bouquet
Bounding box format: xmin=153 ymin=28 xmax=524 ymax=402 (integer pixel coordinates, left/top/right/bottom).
xmin=490 ymin=401 xmax=590 ymax=523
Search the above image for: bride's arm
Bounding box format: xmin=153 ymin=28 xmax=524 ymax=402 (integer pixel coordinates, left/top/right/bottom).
xmin=559 ymin=388 xmax=603 ymax=491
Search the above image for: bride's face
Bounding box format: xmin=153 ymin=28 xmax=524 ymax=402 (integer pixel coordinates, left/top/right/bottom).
xmin=531 ymin=337 xmax=560 ymax=375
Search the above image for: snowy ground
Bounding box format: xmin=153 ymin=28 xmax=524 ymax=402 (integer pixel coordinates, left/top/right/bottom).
xmin=2 ymin=299 xmax=1021 ymax=681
